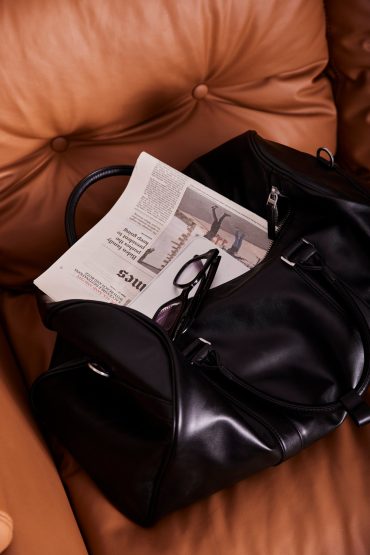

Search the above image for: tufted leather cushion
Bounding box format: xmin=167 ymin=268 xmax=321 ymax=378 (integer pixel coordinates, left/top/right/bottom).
xmin=2 ymin=1 xmax=369 ymax=555
xmin=0 ymin=0 xmax=336 ymax=288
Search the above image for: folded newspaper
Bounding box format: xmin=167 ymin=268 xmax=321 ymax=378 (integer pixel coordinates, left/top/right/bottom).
xmin=34 ymin=153 xmax=271 ymax=310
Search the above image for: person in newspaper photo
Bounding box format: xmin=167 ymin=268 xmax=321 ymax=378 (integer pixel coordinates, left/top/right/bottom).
xmin=204 ymin=205 xmax=231 ymax=241
xmin=227 ymin=228 xmax=245 ymax=257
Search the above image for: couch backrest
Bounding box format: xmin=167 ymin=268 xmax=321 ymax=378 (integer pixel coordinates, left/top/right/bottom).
xmin=325 ymin=0 xmax=370 ymax=183
xmin=0 ymin=0 xmax=336 ymax=288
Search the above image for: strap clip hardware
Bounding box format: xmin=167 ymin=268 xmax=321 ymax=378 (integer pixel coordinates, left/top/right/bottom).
xmin=281 ymin=238 xmax=317 ymax=267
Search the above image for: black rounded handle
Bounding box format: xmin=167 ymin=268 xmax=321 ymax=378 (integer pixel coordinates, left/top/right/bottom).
xmin=65 ymin=165 xmax=134 ymax=246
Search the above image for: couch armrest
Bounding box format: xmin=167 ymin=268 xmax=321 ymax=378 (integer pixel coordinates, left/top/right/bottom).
xmin=325 ymin=0 xmax=370 ymax=185
xmin=0 ymin=314 xmax=88 ymax=555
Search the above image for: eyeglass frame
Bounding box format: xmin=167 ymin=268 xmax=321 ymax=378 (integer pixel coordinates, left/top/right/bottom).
xmin=153 ymin=248 xmax=221 ymax=341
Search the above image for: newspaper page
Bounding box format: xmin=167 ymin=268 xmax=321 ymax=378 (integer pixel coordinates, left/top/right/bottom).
xmin=130 ymin=237 xmax=248 ymax=319
xmin=34 ymin=152 xmax=271 ymax=306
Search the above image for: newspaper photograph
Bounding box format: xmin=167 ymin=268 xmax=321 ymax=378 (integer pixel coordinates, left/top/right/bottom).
xmin=34 ymin=152 xmax=271 ymax=307
xmin=138 ymin=185 xmax=268 ymax=275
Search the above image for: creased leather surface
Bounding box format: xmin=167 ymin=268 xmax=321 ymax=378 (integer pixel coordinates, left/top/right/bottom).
xmin=2 ymin=290 xmax=370 ymax=555
xmin=325 ymin=0 xmax=370 ymax=185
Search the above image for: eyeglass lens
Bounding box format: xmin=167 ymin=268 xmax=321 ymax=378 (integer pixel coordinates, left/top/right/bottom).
xmin=154 ymin=300 xmax=183 ymax=332
xmin=153 ymin=248 xmax=219 ymax=339
xmin=175 ymin=250 xmax=219 ymax=288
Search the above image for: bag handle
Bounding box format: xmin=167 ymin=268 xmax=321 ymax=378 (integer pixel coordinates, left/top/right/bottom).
xmin=281 ymin=237 xmax=370 ymax=426
xmin=65 ymin=165 xmax=134 ymax=246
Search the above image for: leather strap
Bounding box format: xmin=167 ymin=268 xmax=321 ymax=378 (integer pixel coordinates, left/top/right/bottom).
xmin=65 ymin=165 xmax=134 ymax=246
xmin=282 ymin=238 xmax=370 ymax=425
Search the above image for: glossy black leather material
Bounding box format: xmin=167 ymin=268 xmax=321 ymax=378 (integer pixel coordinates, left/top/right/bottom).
xmin=31 ymin=131 xmax=370 ymax=526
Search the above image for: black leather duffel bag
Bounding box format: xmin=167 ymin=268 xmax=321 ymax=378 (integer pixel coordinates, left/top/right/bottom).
xmin=31 ymin=131 xmax=370 ymax=526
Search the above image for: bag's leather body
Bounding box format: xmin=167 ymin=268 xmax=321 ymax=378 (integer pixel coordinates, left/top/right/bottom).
xmin=31 ymin=132 xmax=370 ymax=526
xmin=1 ymin=0 xmax=370 ymax=552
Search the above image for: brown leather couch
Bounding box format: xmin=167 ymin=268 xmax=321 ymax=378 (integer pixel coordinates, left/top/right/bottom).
xmin=1 ymin=1 xmax=369 ymax=553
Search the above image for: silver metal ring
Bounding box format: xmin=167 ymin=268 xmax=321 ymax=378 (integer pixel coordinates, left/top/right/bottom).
xmin=87 ymin=362 xmax=110 ymax=377
xmin=316 ymin=147 xmax=335 ymax=168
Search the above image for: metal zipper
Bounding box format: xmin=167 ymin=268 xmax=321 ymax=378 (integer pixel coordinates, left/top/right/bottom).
xmin=266 ymin=185 xmax=280 ymax=240
xmin=195 ymin=188 xmax=294 ymax=300
xmin=263 ymin=185 xmax=293 ymax=262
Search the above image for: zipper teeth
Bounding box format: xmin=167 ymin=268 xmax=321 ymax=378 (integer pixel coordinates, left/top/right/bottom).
xmin=249 ymin=134 xmax=302 ymax=188
xmin=199 ymin=202 xmax=294 ymax=299
xmin=263 ymin=208 xmax=292 ymax=262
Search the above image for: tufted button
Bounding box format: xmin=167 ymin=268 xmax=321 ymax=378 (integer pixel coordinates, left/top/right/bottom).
xmin=192 ymin=83 xmax=209 ymax=100
xmin=50 ymin=136 xmax=69 ymax=152
xmin=362 ymin=38 xmax=370 ymax=53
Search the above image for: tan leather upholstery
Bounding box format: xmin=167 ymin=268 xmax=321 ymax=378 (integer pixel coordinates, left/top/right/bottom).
xmin=325 ymin=0 xmax=370 ymax=184
xmin=0 ymin=324 xmax=87 ymax=555
xmin=0 ymin=512 xmax=13 ymax=554
xmin=0 ymin=1 xmax=369 ymax=554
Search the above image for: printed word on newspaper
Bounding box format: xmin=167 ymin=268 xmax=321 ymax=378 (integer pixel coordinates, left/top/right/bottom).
xmin=34 ymin=153 xmax=271 ymax=306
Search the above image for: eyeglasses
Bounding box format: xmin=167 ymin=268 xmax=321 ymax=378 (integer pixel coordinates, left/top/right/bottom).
xmin=153 ymin=248 xmax=221 ymax=341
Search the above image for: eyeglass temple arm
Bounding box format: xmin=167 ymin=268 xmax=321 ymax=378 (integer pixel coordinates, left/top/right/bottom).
xmin=174 ymin=255 xmax=221 ymax=339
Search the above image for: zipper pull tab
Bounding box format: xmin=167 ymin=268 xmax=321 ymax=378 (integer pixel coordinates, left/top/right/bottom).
xmin=266 ymin=186 xmax=280 ymax=240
